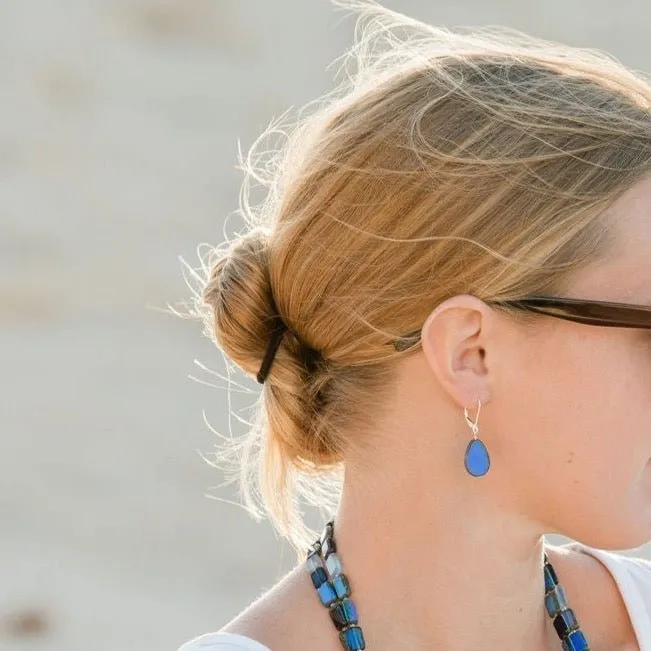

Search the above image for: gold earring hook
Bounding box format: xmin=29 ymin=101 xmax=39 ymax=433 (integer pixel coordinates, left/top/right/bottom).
xmin=464 ymin=398 xmax=482 ymax=437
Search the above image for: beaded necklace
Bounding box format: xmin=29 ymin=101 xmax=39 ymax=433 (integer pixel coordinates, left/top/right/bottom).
xmin=305 ymin=519 xmax=590 ymax=651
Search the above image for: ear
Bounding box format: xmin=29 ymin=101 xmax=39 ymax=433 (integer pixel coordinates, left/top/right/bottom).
xmin=420 ymin=294 xmax=494 ymax=410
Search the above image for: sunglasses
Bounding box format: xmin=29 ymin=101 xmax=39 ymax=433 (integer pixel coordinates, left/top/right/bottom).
xmin=394 ymin=295 xmax=651 ymax=351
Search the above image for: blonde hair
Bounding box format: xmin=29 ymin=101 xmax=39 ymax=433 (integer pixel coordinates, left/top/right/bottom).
xmin=186 ymin=0 xmax=651 ymax=559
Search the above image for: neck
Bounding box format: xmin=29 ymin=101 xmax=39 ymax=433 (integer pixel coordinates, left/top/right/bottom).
xmin=333 ymin=456 xmax=560 ymax=651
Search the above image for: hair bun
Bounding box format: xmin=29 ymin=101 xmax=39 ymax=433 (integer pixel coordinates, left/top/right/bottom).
xmin=202 ymin=229 xmax=277 ymax=381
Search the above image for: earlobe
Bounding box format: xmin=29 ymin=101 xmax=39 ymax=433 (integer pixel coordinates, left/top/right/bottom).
xmin=420 ymin=294 xmax=492 ymax=411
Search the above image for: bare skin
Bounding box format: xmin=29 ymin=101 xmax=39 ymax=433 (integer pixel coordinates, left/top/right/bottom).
xmin=220 ymin=173 xmax=651 ymax=651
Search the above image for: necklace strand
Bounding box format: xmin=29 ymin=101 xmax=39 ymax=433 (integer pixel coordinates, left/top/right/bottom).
xmin=305 ymin=519 xmax=590 ymax=651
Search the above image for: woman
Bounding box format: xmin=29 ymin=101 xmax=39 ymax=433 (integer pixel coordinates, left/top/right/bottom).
xmin=178 ymin=1 xmax=651 ymax=649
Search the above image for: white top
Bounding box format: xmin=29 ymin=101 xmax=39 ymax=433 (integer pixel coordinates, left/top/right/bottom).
xmin=178 ymin=542 xmax=651 ymax=651
xmin=178 ymin=633 xmax=270 ymax=651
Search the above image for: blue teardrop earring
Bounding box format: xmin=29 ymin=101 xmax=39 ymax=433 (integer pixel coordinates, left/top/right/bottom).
xmin=463 ymin=399 xmax=490 ymax=477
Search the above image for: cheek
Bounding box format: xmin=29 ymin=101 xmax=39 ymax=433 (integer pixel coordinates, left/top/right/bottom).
xmin=504 ymin=326 xmax=649 ymax=469
xmin=492 ymin=329 xmax=651 ymax=546
xmin=589 ymin=331 xmax=651 ymax=468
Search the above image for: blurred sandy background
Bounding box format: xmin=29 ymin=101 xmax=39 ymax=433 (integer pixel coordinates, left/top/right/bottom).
xmin=1 ymin=1 xmax=650 ymax=650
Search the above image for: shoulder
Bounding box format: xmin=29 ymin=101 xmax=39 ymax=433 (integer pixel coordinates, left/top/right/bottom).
xmin=554 ymin=541 xmax=651 ymax=648
xmin=567 ymin=541 xmax=651 ymax=596
xmin=177 ymin=632 xmax=271 ymax=651
xmin=178 ymin=562 xmax=328 ymax=651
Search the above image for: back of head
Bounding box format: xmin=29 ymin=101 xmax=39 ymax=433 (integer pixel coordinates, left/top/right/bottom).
xmin=189 ymin=0 xmax=651 ymax=557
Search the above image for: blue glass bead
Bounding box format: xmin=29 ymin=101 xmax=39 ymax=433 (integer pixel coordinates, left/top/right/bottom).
xmin=464 ymin=438 xmax=490 ymax=477
xmin=317 ymin=580 xmax=338 ymax=607
xmin=544 ymin=562 xmax=559 ymax=592
xmin=553 ymin=608 xmax=578 ymax=638
xmin=544 ymin=584 xmax=568 ymax=617
xmin=310 ymin=567 xmax=328 ymax=589
xmin=339 ymin=625 xmax=366 ymax=650
xmin=333 ymin=573 xmax=351 ymax=599
xmin=329 ymin=598 xmax=358 ymax=629
xmin=326 ymin=552 xmax=343 ymax=578
xmin=561 ymin=629 xmax=589 ymax=651
xmin=306 ymin=550 xmax=324 ymax=573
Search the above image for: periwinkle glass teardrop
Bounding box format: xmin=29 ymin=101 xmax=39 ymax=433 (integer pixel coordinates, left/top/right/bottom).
xmin=464 ymin=438 xmax=490 ymax=477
